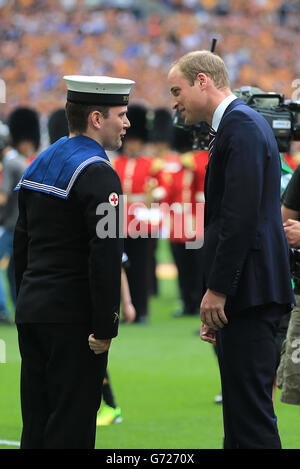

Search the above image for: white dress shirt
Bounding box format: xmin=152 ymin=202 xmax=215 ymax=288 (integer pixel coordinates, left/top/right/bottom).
xmin=211 ymin=94 xmax=237 ymax=132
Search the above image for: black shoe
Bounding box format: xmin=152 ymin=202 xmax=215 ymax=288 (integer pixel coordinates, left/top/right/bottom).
xmin=173 ymin=309 xmax=198 ymax=318
xmin=172 ymin=310 xmax=185 ymax=318
xmin=135 ymin=315 xmax=148 ymax=324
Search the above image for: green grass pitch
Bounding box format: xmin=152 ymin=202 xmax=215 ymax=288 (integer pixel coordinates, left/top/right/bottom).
xmin=0 ymin=240 xmax=299 ymax=449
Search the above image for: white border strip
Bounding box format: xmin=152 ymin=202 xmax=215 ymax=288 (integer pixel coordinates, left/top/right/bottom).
xmin=0 ymin=439 xmax=20 ymax=446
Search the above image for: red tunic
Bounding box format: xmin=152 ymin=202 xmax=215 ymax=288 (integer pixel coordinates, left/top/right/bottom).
xmin=151 ymin=150 xmax=209 ymax=242
xmin=113 ymin=154 xmax=159 ymax=237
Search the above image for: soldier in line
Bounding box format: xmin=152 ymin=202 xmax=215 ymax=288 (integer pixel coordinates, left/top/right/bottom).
xmin=149 ymin=110 xmax=208 ymax=318
xmin=0 ymin=122 xmax=14 ymax=323
xmin=0 ymin=108 xmax=40 ymax=312
xmin=113 ymin=104 xmax=154 ymax=324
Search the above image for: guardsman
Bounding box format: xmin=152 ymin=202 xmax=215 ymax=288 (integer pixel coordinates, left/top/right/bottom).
xmin=150 ymin=117 xmax=208 ymax=317
xmin=113 ymin=104 xmax=152 ymax=323
xmin=3 ymin=107 xmax=40 ymax=307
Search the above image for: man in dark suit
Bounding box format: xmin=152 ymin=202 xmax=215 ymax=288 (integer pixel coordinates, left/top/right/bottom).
xmin=14 ymin=75 xmax=134 ymax=448
xmin=168 ymin=50 xmax=294 ymax=448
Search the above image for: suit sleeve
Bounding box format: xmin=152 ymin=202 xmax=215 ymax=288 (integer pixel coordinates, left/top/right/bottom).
xmin=207 ymin=113 xmax=271 ymax=296
xmin=13 ymin=190 xmax=29 ymax=296
xmin=74 ymin=162 xmax=123 ymax=340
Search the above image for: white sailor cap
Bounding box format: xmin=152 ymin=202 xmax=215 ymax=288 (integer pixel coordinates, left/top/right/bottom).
xmin=63 ymin=75 xmax=135 ymax=106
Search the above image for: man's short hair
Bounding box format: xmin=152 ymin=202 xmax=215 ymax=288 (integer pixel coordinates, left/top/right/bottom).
xmin=65 ymin=102 xmax=110 ymax=134
xmin=172 ymin=50 xmax=230 ymax=90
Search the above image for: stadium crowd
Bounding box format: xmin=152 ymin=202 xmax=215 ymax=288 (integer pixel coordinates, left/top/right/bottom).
xmin=0 ymin=0 xmax=300 ymax=448
xmin=0 ymin=0 xmax=300 ymax=126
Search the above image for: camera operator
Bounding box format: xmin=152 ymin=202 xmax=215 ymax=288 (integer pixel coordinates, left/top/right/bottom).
xmin=277 ymin=163 xmax=300 ymax=405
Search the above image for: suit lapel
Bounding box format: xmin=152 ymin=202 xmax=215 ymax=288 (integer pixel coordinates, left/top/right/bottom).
xmin=203 ymin=98 xmax=246 ymax=225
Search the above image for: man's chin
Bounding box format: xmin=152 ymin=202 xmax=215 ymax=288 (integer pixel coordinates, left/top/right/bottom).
xmin=182 ymin=112 xmax=194 ymax=125
xmin=106 ymin=140 xmax=122 ymax=152
xmin=185 ymin=115 xmax=204 ymax=126
xmin=184 ymin=116 xmax=195 ymax=126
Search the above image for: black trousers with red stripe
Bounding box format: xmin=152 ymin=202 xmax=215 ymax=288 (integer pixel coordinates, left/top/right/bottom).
xmin=17 ymin=323 xmax=108 ymax=449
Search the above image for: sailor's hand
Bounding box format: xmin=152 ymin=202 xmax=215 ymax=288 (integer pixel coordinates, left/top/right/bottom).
xmin=88 ymin=334 xmax=111 ymax=354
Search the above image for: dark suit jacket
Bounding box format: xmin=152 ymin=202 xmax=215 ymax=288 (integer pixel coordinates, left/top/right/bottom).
xmin=203 ymin=98 xmax=294 ymax=315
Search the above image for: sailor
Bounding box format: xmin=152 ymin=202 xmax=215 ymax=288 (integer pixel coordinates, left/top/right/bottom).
xmin=14 ymin=74 xmax=134 ymax=449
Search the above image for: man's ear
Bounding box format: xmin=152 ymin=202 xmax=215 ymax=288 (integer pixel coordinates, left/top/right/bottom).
xmin=195 ymin=72 xmax=209 ymax=89
xmin=89 ymin=110 xmax=103 ymax=130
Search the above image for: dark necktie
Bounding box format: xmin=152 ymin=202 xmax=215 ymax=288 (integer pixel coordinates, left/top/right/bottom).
xmin=208 ymin=127 xmax=216 ymax=159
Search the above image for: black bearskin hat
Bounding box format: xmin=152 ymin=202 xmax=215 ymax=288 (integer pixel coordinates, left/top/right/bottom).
xmin=150 ymin=108 xmax=174 ymax=144
xmin=48 ymin=108 xmax=69 ymax=144
xmin=8 ymin=107 xmax=40 ymax=151
xmin=125 ymin=104 xmax=148 ymax=142
xmin=171 ymin=125 xmax=194 ymax=153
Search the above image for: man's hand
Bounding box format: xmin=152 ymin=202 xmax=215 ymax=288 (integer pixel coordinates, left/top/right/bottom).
xmin=283 ymin=219 xmax=300 ymax=248
xmin=200 ymin=323 xmax=216 ymax=344
xmin=200 ymin=288 xmax=227 ymax=330
xmin=122 ymin=302 xmax=136 ymax=323
xmin=88 ymin=334 xmax=111 ymax=355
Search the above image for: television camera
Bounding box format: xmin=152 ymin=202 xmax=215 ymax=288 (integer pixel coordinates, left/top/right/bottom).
xmin=233 ymin=86 xmax=300 ymax=153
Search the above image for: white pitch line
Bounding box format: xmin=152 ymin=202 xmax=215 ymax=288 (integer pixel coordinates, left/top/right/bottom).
xmin=0 ymin=439 xmax=20 ymax=447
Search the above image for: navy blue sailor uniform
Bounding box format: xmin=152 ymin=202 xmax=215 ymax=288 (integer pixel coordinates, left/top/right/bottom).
xmin=14 ymin=135 xmax=123 ymax=449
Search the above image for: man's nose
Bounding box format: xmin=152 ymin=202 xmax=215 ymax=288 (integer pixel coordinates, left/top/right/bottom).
xmin=171 ymin=97 xmax=178 ymax=110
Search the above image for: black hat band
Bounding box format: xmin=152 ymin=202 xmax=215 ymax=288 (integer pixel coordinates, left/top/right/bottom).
xmin=67 ymin=90 xmax=129 ymax=106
